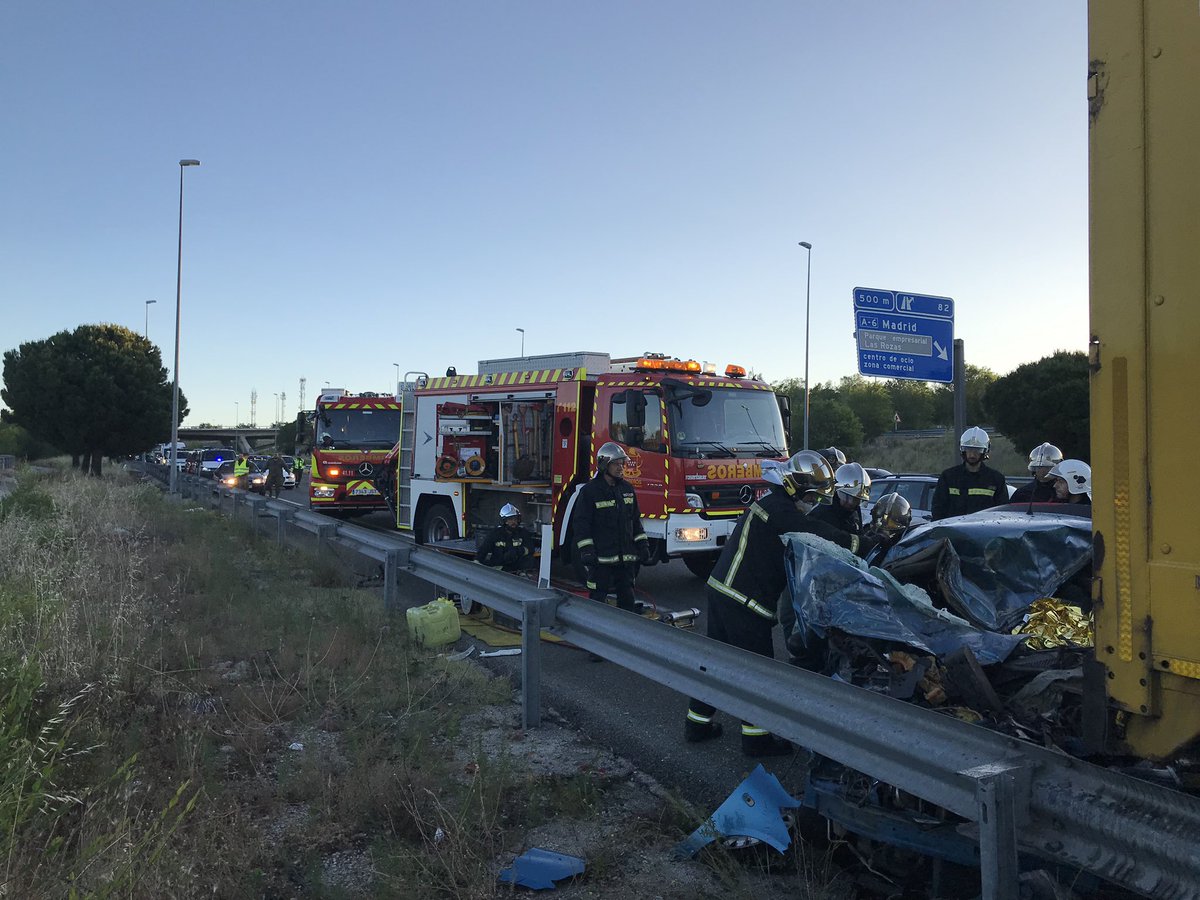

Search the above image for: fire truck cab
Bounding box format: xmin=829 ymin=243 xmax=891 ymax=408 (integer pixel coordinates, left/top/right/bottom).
xmin=384 ymin=351 xmax=789 ymax=577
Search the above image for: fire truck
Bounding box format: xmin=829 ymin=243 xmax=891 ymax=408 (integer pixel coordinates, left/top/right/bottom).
xmin=378 ymin=351 xmax=789 ymax=576
xmin=307 ymin=388 xmax=403 ymax=514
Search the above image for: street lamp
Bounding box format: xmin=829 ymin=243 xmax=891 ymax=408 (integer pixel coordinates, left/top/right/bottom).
xmin=393 ymin=362 xmax=400 ymax=387
xmin=169 ymin=159 xmax=201 ymax=494
xmin=144 ymin=299 xmax=156 ymax=338
xmin=799 ymin=241 xmax=813 ymax=451
xmin=274 ymin=392 xmax=279 ymax=425
xmin=516 ymin=327 xmax=525 ymax=356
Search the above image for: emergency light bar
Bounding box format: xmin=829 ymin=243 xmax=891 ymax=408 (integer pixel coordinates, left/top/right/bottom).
xmin=725 ymin=364 xmax=747 ymax=378
xmin=634 ymin=356 xmax=702 ymax=373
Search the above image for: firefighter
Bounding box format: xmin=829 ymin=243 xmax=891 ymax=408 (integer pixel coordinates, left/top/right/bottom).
xmin=816 ymin=446 xmax=847 ymax=470
xmin=863 ymin=492 xmax=912 ymax=565
xmin=477 ymin=503 xmax=535 ymax=572
xmin=1049 ymin=459 xmax=1092 ymax=505
xmin=573 ymin=442 xmax=651 ymax=612
xmin=264 ymin=453 xmax=285 ymax=499
xmin=292 ymin=454 xmax=305 ymax=483
xmin=685 ymin=450 xmax=863 ymax=757
xmin=809 ymin=462 xmax=871 ymax=535
xmin=930 ymin=426 xmax=1009 ymax=520
xmin=1011 ymin=442 xmax=1063 ymax=503
xmin=233 ymin=453 xmax=250 ymax=490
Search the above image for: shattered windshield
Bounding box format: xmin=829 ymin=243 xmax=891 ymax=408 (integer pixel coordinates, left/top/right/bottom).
xmin=317 ymin=408 xmax=401 ymax=450
xmin=669 ymin=388 xmax=786 ymax=459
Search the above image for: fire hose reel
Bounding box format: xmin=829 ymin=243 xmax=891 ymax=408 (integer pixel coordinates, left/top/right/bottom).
xmin=464 ymin=455 xmax=486 ymax=477
xmin=436 ymin=455 xmax=458 ymax=479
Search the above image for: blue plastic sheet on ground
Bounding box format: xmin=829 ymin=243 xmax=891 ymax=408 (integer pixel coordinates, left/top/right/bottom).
xmin=675 ymin=764 xmax=801 ymax=858
xmin=497 ymin=847 xmax=586 ymax=890
xmin=784 ymin=532 xmax=1026 ymax=665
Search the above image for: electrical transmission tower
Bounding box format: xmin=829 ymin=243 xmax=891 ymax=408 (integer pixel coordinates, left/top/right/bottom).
xmin=280 ymin=392 xmax=286 ymax=424
xmin=299 ymin=377 xmax=306 ymax=414
xmin=250 ymin=389 xmax=257 ymax=427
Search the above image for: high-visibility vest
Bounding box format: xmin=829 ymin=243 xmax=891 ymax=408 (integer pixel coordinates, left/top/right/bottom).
xmin=234 ymin=457 xmax=249 ymax=477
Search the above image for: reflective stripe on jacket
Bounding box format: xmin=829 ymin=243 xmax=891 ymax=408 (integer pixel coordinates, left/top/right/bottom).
xmin=573 ymin=473 xmax=647 ymax=565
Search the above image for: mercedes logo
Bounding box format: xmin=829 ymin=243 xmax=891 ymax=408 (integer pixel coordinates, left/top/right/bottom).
xmin=739 ymin=484 xmax=754 ymax=505
xmin=358 ymin=462 xmax=374 ymax=476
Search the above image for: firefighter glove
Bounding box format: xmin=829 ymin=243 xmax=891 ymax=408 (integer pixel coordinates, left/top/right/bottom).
xmin=578 ymin=545 xmax=597 ymax=567
xmin=637 ymin=541 xmax=652 ymax=565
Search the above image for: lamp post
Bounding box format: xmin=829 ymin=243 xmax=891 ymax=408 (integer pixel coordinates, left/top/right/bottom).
xmin=169 ymin=159 xmax=201 ymax=494
xmin=799 ymin=241 xmax=813 ymax=450
xmin=393 ymin=362 xmax=400 ymax=388
xmin=516 ymin=327 xmax=525 ymax=357
xmin=144 ymin=299 xmax=156 ymax=338
xmin=274 ymin=392 xmax=279 ymax=425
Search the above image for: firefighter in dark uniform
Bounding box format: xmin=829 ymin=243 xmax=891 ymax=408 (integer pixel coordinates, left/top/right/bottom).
xmin=777 ymin=461 xmax=872 ymax=643
xmin=573 ymin=442 xmax=651 ymax=612
xmin=1010 ymin=442 xmax=1062 ymax=503
xmin=809 ymin=462 xmax=871 ymax=535
xmin=930 ymin=426 xmax=1009 ymax=520
xmin=862 ymin=492 xmax=912 ymax=566
xmin=684 ymin=450 xmax=863 ymax=757
xmin=477 ymin=503 xmax=535 ymax=572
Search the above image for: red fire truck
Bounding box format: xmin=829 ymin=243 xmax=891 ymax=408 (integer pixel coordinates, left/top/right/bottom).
xmin=307 ymin=388 xmax=403 ymax=514
xmin=378 ymin=351 xmax=789 ymax=576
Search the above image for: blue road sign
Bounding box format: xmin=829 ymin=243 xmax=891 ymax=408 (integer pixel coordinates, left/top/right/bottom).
xmin=853 ymin=287 xmax=955 ymax=383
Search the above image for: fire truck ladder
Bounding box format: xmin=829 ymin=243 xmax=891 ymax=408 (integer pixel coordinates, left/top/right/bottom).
xmin=395 ymin=380 xmax=421 ymax=528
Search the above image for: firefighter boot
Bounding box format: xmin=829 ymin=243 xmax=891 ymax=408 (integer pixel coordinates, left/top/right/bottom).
xmin=742 ymin=730 xmax=794 ymax=758
xmin=684 ymin=715 xmax=724 ymax=743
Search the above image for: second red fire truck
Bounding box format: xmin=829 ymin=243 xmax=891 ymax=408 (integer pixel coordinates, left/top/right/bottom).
xmin=378 ymin=351 xmax=789 ymax=576
xmin=307 ymin=388 xmax=403 ymax=514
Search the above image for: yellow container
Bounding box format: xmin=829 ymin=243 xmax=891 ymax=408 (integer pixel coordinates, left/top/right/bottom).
xmin=406 ymin=597 xmax=462 ymax=648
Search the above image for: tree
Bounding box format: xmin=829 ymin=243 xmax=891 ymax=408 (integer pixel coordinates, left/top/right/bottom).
xmin=931 ymin=364 xmax=998 ymax=426
xmin=885 ymin=379 xmax=936 ymax=430
xmin=836 ymin=375 xmax=893 ymax=441
xmin=984 ymin=351 xmax=1089 ymax=460
xmin=2 ymin=324 xmax=189 ymax=475
xmin=809 ymin=387 xmax=864 ymax=453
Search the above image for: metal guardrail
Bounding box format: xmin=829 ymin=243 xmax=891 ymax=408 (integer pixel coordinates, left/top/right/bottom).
xmin=141 ymin=464 xmax=1200 ymax=900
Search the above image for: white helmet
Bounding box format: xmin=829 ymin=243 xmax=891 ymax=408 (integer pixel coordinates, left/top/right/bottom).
xmin=834 ymin=462 xmax=871 ymax=502
xmin=499 ymin=503 xmax=521 ymax=520
xmin=596 ymin=441 xmax=630 ymax=472
xmin=1049 ymin=459 xmax=1091 ymax=500
xmin=960 ymin=426 xmax=990 ymax=456
xmin=1028 ymin=442 xmax=1064 ymax=472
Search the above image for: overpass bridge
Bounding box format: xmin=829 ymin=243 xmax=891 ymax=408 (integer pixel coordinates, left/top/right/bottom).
xmin=175 ymin=427 xmax=290 ymax=454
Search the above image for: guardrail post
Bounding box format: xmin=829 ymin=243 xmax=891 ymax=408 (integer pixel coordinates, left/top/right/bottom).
xmin=964 ymin=762 xmax=1026 ymax=900
xmin=316 ymin=522 xmax=337 ymax=554
xmin=520 ymin=597 xmax=543 ymax=729
xmin=383 ymin=549 xmax=401 ymax=612
xmin=277 ymin=508 xmax=291 ymax=548
xmin=232 ymin=490 xmax=242 ymax=519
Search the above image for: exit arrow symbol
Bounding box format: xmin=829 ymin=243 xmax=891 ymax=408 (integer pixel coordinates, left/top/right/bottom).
xmin=934 ymin=341 xmax=948 ymax=360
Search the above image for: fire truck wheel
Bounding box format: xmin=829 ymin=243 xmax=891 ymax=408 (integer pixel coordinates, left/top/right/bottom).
xmin=419 ymin=501 xmax=458 ymax=545
xmin=682 ymin=552 xmax=719 ymax=579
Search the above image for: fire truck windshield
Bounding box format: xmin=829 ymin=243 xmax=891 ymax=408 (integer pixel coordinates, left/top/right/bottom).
xmin=669 ymin=388 xmax=786 ymax=459
xmin=316 ymin=407 xmax=401 ymax=450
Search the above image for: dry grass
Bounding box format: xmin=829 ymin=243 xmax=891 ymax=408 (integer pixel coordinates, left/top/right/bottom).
xmin=0 ymin=465 xmax=845 ymax=899
xmin=858 ymin=431 xmax=1026 ymax=476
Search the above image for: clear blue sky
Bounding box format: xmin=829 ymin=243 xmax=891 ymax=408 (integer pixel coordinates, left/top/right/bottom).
xmin=1 ymin=2 xmax=1088 ymax=427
